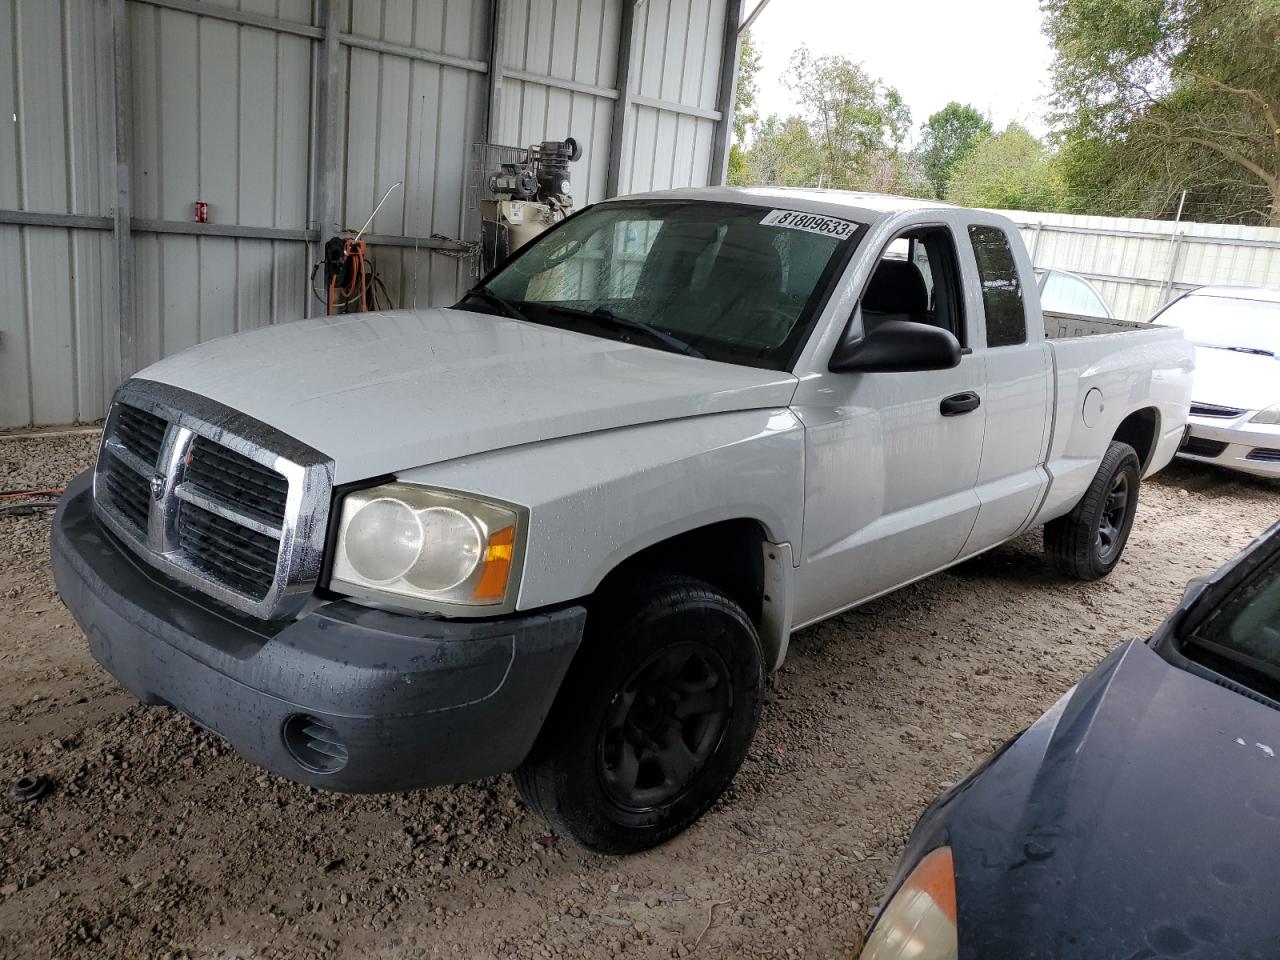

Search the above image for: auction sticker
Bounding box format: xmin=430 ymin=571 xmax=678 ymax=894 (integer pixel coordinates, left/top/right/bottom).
xmin=760 ymin=209 xmax=856 ymax=239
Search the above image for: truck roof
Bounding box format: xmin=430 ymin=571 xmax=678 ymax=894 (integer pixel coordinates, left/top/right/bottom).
xmin=614 ymin=185 xmax=959 ymax=225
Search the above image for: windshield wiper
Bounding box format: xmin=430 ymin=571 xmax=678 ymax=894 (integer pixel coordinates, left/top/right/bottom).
xmin=1202 ymin=343 xmax=1275 ymax=357
xmin=541 ymin=304 xmax=706 ymax=359
xmin=461 ymin=285 xmax=531 ymax=325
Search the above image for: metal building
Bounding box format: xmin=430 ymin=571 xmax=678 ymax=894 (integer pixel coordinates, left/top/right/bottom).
xmin=0 ymin=0 xmax=746 ymax=428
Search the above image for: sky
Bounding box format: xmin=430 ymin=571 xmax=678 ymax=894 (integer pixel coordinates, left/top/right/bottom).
xmin=745 ymin=0 xmax=1057 ymax=145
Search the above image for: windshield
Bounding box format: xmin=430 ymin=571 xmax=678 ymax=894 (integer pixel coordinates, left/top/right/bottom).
xmin=1184 ymin=551 xmax=1280 ymax=702
xmin=1155 ymin=293 xmax=1280 ymax=357
xmin=470 ymin=201 xmax=862 ymax=370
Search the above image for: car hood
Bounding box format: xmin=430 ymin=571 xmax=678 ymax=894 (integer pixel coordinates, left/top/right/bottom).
xmin=938 ymin=640 xmax=1280 ymax=959
xmin=136 ymin=308 xmax=799 ymax=483
xmin=1191 ymin=345 xmax=1280 ymax=412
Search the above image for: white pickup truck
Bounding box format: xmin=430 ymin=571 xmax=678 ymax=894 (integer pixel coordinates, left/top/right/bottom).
xmin=52 ymin=188 xmax=1193 ymax=853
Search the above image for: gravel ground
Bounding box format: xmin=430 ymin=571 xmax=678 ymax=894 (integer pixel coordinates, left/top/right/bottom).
xmin=1 ymin=432 xmax=1276 ymax=960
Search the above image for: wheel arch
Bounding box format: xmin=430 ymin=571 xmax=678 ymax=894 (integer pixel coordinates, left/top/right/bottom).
xmin=1112 ymin=405 xmax=1161 ymax=474
xmin=591 ymin=518 xmax=793 ymax=671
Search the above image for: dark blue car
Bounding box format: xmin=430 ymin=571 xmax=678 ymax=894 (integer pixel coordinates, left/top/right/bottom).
xmin=860 ymin=521 xmax=1280 ymax=960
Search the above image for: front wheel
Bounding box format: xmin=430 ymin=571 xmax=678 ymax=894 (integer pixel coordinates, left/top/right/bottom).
xmin=514 ymin=575 xmax=765 ymax=854
xmin=1044 ymin=440 xmax=1141 ymax=581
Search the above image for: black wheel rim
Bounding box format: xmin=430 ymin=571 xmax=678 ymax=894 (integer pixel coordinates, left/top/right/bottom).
xmin=597 ymin=640 xmax=733 ymax=813
xmin=1096 ymin=471 xmax=1130 ymax=563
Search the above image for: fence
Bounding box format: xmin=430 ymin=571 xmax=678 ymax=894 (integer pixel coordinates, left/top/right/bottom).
xmin=1001 ymin=209 xmax=1280 ymax=324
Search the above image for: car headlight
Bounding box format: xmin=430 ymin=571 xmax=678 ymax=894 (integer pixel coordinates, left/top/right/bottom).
xmin=1251 ymin=404 xmax=1280 ymax=425
xmin=330 ymin=483 xmax=523 ymax=612
xmin=860 ymin=847 xmax=957 ymax=960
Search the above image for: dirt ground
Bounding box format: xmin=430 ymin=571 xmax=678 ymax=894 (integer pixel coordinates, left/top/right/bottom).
xmin=1 ymin=432 xmax=1276 ymax=960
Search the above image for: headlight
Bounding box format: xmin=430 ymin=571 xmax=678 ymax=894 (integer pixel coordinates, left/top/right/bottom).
xmin=1251 ymin=404 xmax=1280 ymax=425
xmin=860 ymin=847 xmax=957 ymax=960
xmin=330 ymin=483 xmax=522 ymax=612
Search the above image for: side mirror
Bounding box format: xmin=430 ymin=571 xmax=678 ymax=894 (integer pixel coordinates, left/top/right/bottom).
xmin=829 ymin=318 xmax=963 ymax=373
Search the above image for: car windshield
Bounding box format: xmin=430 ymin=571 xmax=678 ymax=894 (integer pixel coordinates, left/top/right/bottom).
xmin=1156 ymin=294 xmax=1280 ymax=357
xmin=469 ymin=201 xmax=863 ymax=370
xmin=1185 ymin=550 xmax=1280 ymax=700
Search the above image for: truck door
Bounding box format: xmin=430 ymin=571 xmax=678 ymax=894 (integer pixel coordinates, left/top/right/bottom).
xmin=790 ymin=224 xmax=987 ymax=627
xmin=959 ymin=224 xmax=1053 ymax=556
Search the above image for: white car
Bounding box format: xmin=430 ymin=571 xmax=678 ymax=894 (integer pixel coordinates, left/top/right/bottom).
xmin=1153 ymin=285 xmax=1280 ymax=478
xmin=1036 ymin=268 xmax=1116 ymax=319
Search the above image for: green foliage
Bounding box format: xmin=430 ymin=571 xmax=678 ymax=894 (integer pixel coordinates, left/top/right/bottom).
xmin=781 ymin=47 xmax=912 ymax=189
xmin=917 ymin=103 xmax=992 ymax=199
xmin=1044 ymin=0 xmax=1280 ymax=224
xmin=945 ymin=124 xmax=1068 ymax=211
xmin=732 ymin=46 xmax=913 ymax=192
xmin=732 ymin=31 xmax=763 ymax=143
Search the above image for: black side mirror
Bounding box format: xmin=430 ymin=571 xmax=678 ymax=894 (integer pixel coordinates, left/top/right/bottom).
xmin=829 ymin=318 xmax=963 ymax=373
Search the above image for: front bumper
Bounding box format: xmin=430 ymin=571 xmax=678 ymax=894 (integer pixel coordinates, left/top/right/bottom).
xmin=1177 ymin=414 xmax=1280 ymax=478
xmin=51 ymin=471 xmax=586 ymax=793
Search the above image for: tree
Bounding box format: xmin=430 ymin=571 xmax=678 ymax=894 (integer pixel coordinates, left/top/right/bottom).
xmin=917 ymin=103 xmax=992 ymax=199
xmin=743 ymin=115 xmax=822 ymax=187
xmin=781 ymin=46 xmax=911 ymax=189
xmin=726 ymin=30 xmax=764 ymax=186
xmin=1044 ymin=0 xmax=1280 ymax=225
xmin=945 ymin=124 xmax=1068 ymax=211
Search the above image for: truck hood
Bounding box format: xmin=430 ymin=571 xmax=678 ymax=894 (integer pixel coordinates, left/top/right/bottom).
xmin=137 ymin=308 xmax=799 ymax=482
xmin=1192 ymin=345 xmax=1280 ymax=412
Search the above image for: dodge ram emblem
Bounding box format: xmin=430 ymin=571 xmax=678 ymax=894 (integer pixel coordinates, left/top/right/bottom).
xmin=150 ymin=475 xmax=165 ymax=500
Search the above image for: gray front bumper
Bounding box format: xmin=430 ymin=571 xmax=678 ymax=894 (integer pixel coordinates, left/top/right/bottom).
xmin=51 ymin=470 xmax=586 ymax=793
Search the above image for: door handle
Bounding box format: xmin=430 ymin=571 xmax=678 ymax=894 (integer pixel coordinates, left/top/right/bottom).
xmin=940 ymin=391 xmax=981 ymax=416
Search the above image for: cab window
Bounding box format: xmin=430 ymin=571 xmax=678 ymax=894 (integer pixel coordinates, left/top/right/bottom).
xmin=969 ymin=226 xmax=1026 ymax=347
xmin=861 ymin=227 xmax=965 ymax=346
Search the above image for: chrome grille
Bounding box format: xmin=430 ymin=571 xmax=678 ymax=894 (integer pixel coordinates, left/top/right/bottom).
xmin=186 ymin=436 xmax=289 ymax=526
xmin=1190 ymin=402 xmax=1246 ymax=419
xmin=92 ymin=380 xmax=333 ymax=619
xmin=181 ymin=502 xmax=281 ymax=600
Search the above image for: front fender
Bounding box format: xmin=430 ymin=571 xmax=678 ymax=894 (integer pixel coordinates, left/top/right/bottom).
xmin=396 ymin=408 xmax=806 ymax=613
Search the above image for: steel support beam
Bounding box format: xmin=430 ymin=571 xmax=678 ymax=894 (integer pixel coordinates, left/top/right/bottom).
xmin=738 ymin=0 xmax=773 ymax=35
xmin=484 ymin=0 xmax=508 ymax=141
xmin=631 ymin=95 xmax=720 ymax=121
xmin=313 ymin=0 xmax=342 ymax=242
xmin=110 ymin=0 xmax=136 ymax=380
xmin=710 ymin=0 xmax=744 ymax=186
xmin=605 ymin=0 xmax=638 ymax=197
xmin=504 ymin=68 xmax=618 ymax=102
xmin=132 ymin=0 xmax=323 ymax=39
xmin=0 ymin=210 xmax=113 ymax=230
xmin=340 ymin=32 xmax=487 ymax=74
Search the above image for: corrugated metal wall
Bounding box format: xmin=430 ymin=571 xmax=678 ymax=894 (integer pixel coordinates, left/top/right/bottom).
xmin=1 ymin=0 xmax=118 ymax=427
xmin=0 ymin=0 xmax=739 ymax=428
xmin=1003 ymin=209 xmax=1280 ymax=324
xmin=622 ymin=0 xmax=725 ymax=194
xmin=128 ymin=0 xmax=314 ymax=369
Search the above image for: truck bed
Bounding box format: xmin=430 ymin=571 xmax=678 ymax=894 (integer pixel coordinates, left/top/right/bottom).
xmin=1043 ymin=311 xmax=1157 ymax=340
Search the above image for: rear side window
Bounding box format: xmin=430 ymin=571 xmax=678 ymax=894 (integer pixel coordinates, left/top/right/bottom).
xmin=968 ymin=226 xmax=1026 ymax=347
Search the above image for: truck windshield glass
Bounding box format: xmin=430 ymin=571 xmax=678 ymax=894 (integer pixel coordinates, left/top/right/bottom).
xmin=1185 ymin=555 xmax=1280 ymax=700
xmin=1156 ymin=295 xmax=1280 ymax=357
xmin=473 ymin=201 xmax=862 ymax=369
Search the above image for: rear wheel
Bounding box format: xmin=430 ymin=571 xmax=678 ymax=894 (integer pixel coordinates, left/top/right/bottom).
xmin=1044 ymin=440 xmax=1141 ymax=580
xmin=514 ymin=575 xmax=764 ymax=854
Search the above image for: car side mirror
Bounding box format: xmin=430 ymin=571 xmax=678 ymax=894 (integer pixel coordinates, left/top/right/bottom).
xmin=829 ymin=318 xmax=963 ymax=373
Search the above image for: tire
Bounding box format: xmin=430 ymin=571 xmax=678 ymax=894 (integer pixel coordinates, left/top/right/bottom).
xmin=514 ymin=575 xmax=765 ymax=854
xmin=1044 ymin=440 xmax=1141 ymax=581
